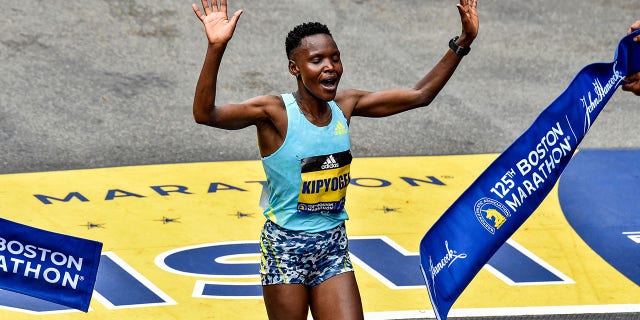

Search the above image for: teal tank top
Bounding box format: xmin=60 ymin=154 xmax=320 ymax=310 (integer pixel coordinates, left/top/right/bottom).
xmin=261 ymin=93 xmax=351 ymax=232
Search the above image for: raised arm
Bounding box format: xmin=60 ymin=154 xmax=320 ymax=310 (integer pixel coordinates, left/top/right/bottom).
xmin=339 ymin=0 xmax=478 ymax=119
xmin=192 ymin=0 xmax=263 ymax=129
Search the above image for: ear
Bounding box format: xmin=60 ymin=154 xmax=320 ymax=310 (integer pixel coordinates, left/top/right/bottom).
xmin=288 ymin=59 xmax=300 ymax=78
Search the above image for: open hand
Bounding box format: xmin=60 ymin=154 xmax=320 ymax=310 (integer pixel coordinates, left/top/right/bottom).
xmin=192 ymin=0 xmax=243 ymax=45
xmin=455 ymin=0 xmax=478 ymax=47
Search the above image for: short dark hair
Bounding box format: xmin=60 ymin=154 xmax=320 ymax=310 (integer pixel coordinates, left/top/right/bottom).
xmin=285 ymin=22 xmax=332 ymax=59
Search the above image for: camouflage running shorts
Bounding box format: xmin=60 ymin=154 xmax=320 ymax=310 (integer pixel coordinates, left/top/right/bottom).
xmin=259 ymin=220 xmax=354 ymax=287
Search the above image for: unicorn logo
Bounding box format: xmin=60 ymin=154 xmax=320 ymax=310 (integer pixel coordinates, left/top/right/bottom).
xmin=482 ymin=208 xmax=506 ymax=229
xmin=474 ymin=197 xmax=511 ymax=235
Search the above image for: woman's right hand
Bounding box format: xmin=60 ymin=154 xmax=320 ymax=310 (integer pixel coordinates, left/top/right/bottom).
xmin=192 ymin=0 xmax=243 ymax=45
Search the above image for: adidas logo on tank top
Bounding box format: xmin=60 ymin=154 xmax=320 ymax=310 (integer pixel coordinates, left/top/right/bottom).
xmin=320 ymin=155 xmax=340 ymax=170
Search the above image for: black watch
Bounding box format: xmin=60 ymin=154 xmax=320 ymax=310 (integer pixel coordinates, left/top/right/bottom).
xmin=449 ymin=36 xmax=470 ymax=57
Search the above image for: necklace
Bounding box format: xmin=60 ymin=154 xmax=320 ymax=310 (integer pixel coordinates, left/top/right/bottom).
xmin=294 ymin=94 xmax=332 ymax=125
xmin=299 ymin=107 xmax=332 ymax=124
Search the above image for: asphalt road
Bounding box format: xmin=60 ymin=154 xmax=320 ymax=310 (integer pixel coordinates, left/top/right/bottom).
xmin=1 ymin=1 xmax=639 ymax=319
xmin=2 ymin=0 xmax=639 ymax=175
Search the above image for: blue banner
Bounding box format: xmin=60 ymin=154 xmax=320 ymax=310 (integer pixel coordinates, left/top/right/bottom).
xmin=0 ymin=218 xmax=102 ymax=312
xmin=420 ymin=30 xmax=640 ymax=320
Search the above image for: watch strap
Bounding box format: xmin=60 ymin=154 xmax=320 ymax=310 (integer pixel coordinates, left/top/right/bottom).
xmin=449 ymin=36 xmax=471 ymax=57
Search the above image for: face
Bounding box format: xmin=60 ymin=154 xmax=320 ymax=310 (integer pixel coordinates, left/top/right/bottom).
xmin=289 ymin=33 xmax=343 ymax=101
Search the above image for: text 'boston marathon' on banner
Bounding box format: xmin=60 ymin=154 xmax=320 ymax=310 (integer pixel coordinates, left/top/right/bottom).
xmin=420 ymin=30 xmax=640 ymax=320
xmin=0 ymin=218 xmax=102 ymax=312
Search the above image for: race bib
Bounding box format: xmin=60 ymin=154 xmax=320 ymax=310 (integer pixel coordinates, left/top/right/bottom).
xmin=297 ymin=150 xmax=352 ymax=214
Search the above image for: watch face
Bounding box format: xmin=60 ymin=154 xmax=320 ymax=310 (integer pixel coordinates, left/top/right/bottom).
xmin=449 ymin=37 xmax=470 ymax=56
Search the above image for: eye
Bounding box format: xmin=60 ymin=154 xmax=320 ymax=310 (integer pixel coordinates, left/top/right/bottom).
xmin=310 ymin=57 xmax=322 ymax=64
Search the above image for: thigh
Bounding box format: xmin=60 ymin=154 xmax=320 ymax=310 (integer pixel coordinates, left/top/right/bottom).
xmin=262 ymin=284 xmax=309 ymax=320
xmin=309 ymin=272 xmax=364 ymax=320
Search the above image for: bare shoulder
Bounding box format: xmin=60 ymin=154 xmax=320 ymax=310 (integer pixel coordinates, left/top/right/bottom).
xmin=238 ymin=94 xmax=286 ymax=121
xmin=203 ymin=94 xmax=285 ymax=130
xmin=335 ymin=89 xmax=369 ymax=119
xmin=242 ymin=94 xmax=284 ymax=109
xmin=242 ymin=94 xmax=287 ymax=128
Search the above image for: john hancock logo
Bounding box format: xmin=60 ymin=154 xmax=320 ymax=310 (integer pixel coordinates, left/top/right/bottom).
xmin=474 ymin=197 xmax=511 ymax=235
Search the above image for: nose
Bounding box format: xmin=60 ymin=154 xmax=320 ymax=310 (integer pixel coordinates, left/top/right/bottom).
xmin=322 ymin=59 xmax=336 ymax=73
xmin=322 ymin=58 xmax=335 ymax=72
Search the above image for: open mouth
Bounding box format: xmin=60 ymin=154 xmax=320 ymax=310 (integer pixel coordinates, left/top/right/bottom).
xmin=320 ymin=77 xmax=339 ymax=90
